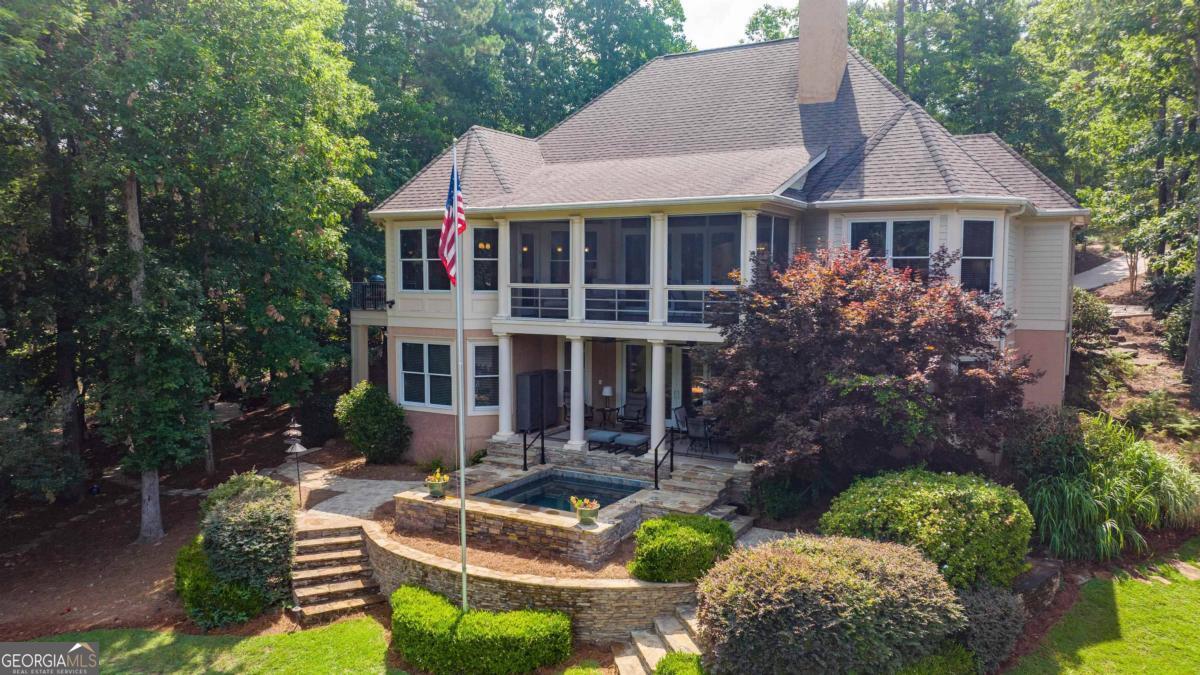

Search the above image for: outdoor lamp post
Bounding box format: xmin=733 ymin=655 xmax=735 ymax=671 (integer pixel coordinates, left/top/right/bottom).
xmin=283 ymin=416 xmax=307 ymax=507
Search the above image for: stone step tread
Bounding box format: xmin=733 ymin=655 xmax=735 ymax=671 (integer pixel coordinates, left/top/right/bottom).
xmin=675 ymin=605 xmax=700 ymax=640
xmin=630 ymin=630 xmax=669 ymax=672
xmin=292 ymin=563 xmax=371 ymax=584
xmin=294 ymin=549 xmax=367 ymax=566
xmin=295 ymin=535 xmax=363 ymax=550
xmin=705 ymin=505 xmax=736 ymax=520
xmin=728 ymin=514 xmax=755 ymax=537
xmin=612 ymin=642 xmax=649 ymax=675
xmin=654 ymin=615 xmax=701 ymax=655
xmin=296 ymin=526 xmax=363 ymax=541
xmin=293 ymin=578 xmax=379 ymax=600
xmin=299 ymin=594 xmax=386 ymax=619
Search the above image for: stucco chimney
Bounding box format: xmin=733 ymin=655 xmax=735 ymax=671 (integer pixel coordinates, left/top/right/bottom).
xmin=796 ymin=0 xmax=848 ymax=104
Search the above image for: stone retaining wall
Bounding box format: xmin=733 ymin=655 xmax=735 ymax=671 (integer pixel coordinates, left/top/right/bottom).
xmin=394 ymin=489 xmax=630 ymax=568
xmin=362 ymin=522 xmax=696 ymax=642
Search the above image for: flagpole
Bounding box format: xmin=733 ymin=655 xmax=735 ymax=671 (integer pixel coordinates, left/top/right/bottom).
xmin=452 ymin=145 xmax=470 ymax=611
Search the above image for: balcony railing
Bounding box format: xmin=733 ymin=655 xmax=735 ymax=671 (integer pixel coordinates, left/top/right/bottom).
xmin=350 ymin=281 xmax=388 ymax=311
xmin=584 ymin=287 xmax=650 ymax=322
xmin=511 ymin=285 xmax=569 ymax=319
xmin=667 ymin=289 xmax=736 ymax=325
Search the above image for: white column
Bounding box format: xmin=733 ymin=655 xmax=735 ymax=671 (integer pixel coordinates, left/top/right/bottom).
xmin=650 ymin=212 xmax=668 ymax=323
xmin=494 ymin=333 xmax=514 ymax=439
xmin=497 ymin=219 xmax=511 ymax=318
xmin=741 ymin=209 xmax=759 ymax=285
xmin=566 ymin=336 xmax=586 ymax=450
xmin=569 ymin=215 xmax=585 ymax=321
xmin=350 ymin=324 xmax=369 ymax=386
xmin=650 ymin=339 xmax=666 ymax=447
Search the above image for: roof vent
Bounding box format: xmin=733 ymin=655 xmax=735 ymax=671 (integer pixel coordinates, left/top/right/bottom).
xmin=796 ymin=0 xmax=847 ymax=104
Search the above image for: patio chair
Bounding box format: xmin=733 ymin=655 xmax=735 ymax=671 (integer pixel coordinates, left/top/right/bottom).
xmin=562 ymin=390 xmax=594 ymax=425
xmin=618 ymin=392 xmax=647 ymax=431
xmin=671 ymin=406 xmax=688 ymax=441
xmin=686 ymin=416 xmax=713 ymax=455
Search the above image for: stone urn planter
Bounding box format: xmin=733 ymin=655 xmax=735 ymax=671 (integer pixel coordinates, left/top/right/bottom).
xmin=570 ymin=496 xmax=600 ymax=526
xmin=425 ymin=469 xmax=450 ymax=499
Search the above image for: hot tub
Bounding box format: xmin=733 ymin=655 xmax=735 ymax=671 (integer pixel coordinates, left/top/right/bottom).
xmin=476 ymin=469 xmax=650 ymax=512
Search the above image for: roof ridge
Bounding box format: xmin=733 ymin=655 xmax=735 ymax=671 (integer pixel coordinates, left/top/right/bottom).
xmin=535 ymin=55 xmax=668 ymax=143
xmin=662 ymin=37 xmax=798 ymax=59
xmin=373 ymin=135 xmax=458 ymax=212
xmin=469 ymin=124 xmax=537 ymax=143
xmin=949 ymin=133 xmax=1024 ymax=200
xmin=846 ymin=47 xmax=913 ymax=107
xmin=978 ymin=132 xmax=1079 ymax=208
xmin=907 ymin=102 xmax=963 ymax=194
xmin=805 ymin=105 xmax=909 ymax=200
xmin=470 ymin=128 xmax=513 ymax=194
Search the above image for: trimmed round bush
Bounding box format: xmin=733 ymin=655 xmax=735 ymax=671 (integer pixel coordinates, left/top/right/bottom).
xmin=655 ymin=652 xmax=706 ymax=675
xmin=697 ymin=534 xmax=966 ymax=674
xmin=897 ymin=642 xmax=976 ymax=675
xmin=957 ymin=586 xmax=1025 ymax=674
xmin=174 ymin=536 xmax=268 ymax=630
xmin=201 ymin=474 xmax=294 ymax=604
xmin=200 ymin=471 xmax=284 ymax=518
xmin=390 ymin=585 xmax=571 ymax=675
xmin=819 ymin=468 xmax=1034 ymax=587
xmin=628 ymin=514 xmax=734 ymax=582
xmin=335 ymin=381 xmax=411 ymax=463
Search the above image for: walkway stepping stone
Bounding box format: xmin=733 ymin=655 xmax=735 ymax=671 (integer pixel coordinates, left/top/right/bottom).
xmin=612 ymin=642 xmax=648 ymax=675
xmin=1171 ymin=561 xmax=1200 ymax=581
xmin=1149 ymin=575 xmax=1172 ymax=585
xmin=631 ymin=630 xmax=669 ymax=672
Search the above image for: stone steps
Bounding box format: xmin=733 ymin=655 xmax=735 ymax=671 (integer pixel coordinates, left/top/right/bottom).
xmin=291 ymin=525 xmax=386 ymax=624
xmin=616 ymin=604 xmax=705 ymax=674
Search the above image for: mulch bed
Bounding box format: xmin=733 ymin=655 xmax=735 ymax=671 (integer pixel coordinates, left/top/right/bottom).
xmin=302 ymin=442 xmax=429 ymax=481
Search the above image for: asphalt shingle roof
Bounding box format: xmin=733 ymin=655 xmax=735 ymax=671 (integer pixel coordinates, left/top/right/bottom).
xmin=373 ymin=39 xmax=1079 ymax=214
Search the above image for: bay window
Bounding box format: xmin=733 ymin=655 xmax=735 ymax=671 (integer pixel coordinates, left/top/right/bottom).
xmin=849 ymin=218 xmax=931 ymax=276
xmin=399 ymin=228 xmax=451 ymax=291
xmin=961 ymin=219 xmax=995 ymax=292
xmin=473 ymin=227 xmax=498 ymax=291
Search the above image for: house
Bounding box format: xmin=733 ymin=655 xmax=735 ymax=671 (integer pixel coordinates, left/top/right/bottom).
xmin=354 ymin=2 xmax=1086 ymax=466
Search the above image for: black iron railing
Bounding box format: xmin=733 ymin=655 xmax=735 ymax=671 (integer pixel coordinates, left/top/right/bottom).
xmin=652 ymin=431 xmax=674 ymax=490
xmin=350 ymin=281 xmax=388 ymax=310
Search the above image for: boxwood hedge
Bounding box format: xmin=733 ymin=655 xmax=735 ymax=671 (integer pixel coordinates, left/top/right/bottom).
xmin=819 ymin=468 xmax=1034 ymax=587
xmin=200 ymin=473 xmax=294 ymax=604
xmin=390 ymin=586 xmax=571 ymax=675
xmin=174 ymin=536 xmax=269 ymax=630
xmin=628 ymin=514 xmax=734 ymax=583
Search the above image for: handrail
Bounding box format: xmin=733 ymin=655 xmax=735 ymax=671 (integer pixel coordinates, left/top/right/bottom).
xmin=652 ymin=431 xmax=674 ymax=490
xmin=521 ymin=388 xmax=548 ymax=471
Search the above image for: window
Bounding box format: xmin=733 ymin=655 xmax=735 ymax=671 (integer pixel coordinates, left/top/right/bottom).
xmin=401 ymin=342 xmax=452 ymax=407
xmin=756 ymin=214 xmax=791 ymax=268
xmin=961 ymin=219 xmax=995 ymax=292
xmin=399 ymin=228 xmax=450 ymax=291
xmin=473 ymin=227 xmax=498 ymax=291
xmin=472 ymin=344 xmax=499 ymax=409
xmin=849 ymin=219 xmax=931 ymax=276
xmin=668 ymin=214 xmax=741 ymax=286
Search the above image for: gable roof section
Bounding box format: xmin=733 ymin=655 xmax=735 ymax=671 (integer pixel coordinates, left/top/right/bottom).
xmin=373 ymin=39 xmax=1081 ymax=216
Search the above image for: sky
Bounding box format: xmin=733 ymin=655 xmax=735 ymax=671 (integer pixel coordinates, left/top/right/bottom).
xmin=679 ymin=0 xmax=770 ymax=51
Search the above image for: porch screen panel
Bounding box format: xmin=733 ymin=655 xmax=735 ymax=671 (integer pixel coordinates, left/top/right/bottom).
xmin=509 ymin=220 xmax=571 ymax=284
xmin=668 ymin=214 xmax=741 ymax=286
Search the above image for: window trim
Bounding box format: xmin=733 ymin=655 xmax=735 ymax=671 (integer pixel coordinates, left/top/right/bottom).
xmin=468 ymin=340 xmax=500 ymax=414
xmin=960 ymin=218 xmax=997 ymax=292
xmin=396 ymin=227 xmax=452 ymax=294
xmin=848 ymin=217 xmax=933 ymax=272
xmin=398 ymin=340 xmax=455 ymax=411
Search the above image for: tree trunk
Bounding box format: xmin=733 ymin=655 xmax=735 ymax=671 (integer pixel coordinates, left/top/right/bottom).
xmin=1186 ymin=28 xmax=1200 ymax=403
xmin=204 ymin=410 xmax=216 ymax=477
xmin=138 ymin=468 xmax=163 ymax=543
xmin=126 ymin=172 xmax=163 ymax=542
xmin=896 ymin=0 xmax=907 ymax=93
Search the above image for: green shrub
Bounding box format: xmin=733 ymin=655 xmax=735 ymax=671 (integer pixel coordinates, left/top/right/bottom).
xmin=750 ymin=474 xmax=812 ymax=520
xmin=697 ymin=534 xmax=966 ymax=674
xmin=819 ymin=469 xmax=1034 ymax=587
xmin=1120 ymin=390 xmax=1200 ymax=438
xmin=201 ymin=474 xmax=294 ymax=603
xmin=1071 ymin=287 xmax=1113 ymax=353
xmin=957 ymin=586 xmax=1025 ymax=674
xmin=655 ymin=652 xmax=705 ymax=675
xmin=1001 ymin=407 xmax=1086 ymax=484
xmin=897 ymin=642 xmax=976 ymax=675
xmin=298 ymin=390 xmax=340 ymax=445
xmin=1024 ymin=412 xmax=1200 ymax=560
xmin=390 ymin=586 xmax=571 ymax=675
xmin=174 ymin=536 xmax=268 ymax=630
xmin=334 ymin=381 xmax=411 ymax=463
xmin=628 ymin=514 xmax=734 ymax=583
xmin=1164 ymin=301 xmax=1189 ymax=361
xmin=200 ymin=471 xmax=285 ymax=518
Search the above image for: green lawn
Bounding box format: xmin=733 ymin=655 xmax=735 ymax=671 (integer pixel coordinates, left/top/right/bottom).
xmin=50 ymin=617 xmax=401 ymax=674
xmin=1012 ymin=537 xmax=1200 ymax=674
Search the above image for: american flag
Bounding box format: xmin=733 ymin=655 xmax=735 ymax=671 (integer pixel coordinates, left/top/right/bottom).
xmin=439 ymin=147 xmax=468 ymax=285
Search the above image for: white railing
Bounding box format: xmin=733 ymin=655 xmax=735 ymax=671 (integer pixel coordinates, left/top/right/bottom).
xmin=510 ymin=284 xmax=570 ymax=319
xmin=584 ymin=286 xmax=650 ymax=322
xmin=666 ymin=287 xmax=736 ymax=325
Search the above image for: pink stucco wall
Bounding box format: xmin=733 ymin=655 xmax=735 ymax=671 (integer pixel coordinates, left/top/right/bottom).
xmin=1011 ymin=329 xmax=1069 ymax=407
